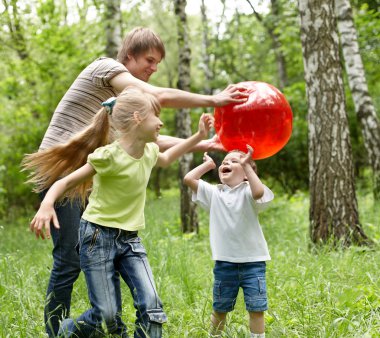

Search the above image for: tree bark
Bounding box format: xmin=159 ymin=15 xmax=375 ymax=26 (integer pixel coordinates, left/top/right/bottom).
xmin=174 ymin=0 xmax=199 ymax=233
xmin=335 ymin=0 xmax=380 ymax=199
xmin=104 ymin=0 xmax=122 ymax=59
xmin=200 ymin=0 xmax=213 ymax=96
xmin=298 ymin=0 xmax=370 ymax=246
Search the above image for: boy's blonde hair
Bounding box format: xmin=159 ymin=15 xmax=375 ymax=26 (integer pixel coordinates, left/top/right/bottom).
xmin=22 ymin=87 xmax=160 ymax=203
xmin=227 ymin=150 xmax=258 ymax=174
xmin=117 ymin=27 xmax=166 ymax=64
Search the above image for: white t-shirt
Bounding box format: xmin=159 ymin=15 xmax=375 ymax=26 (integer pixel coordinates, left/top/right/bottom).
xmin=193 ymin=180 xmax=274 ymax=263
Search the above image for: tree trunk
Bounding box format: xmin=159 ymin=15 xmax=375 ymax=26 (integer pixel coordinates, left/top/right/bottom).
xmin=3 ymin=0 xmax=29 ymax=59
xmin=200 ymin=0 xmax=213 ymax=96
xmin=298 ymin=0 xmax=370 ymax=246
xmin=174 ymin=0 xmax=199 ymax=233
xmin=77 ymin=0 xmax=89 ymax=23
xmin=104 ymin=0 xmax=122 ymax=59
xmin=152 ymin=167 xmax=162 ymax=199
xmin=335 ymin=0 xmax=380 ymax=199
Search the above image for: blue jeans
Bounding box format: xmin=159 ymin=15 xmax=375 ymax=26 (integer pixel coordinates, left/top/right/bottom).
xmin=58 ymin=220 xmax=167 ymax=338
xmin=41 ymin=193 xmax=124 ymax=337
xmin=213 ymin=261 xmax=267 ymax=313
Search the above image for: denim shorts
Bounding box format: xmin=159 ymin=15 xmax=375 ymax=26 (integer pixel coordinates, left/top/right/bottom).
xmin=213 ymin=261 xmax=267 ymax=313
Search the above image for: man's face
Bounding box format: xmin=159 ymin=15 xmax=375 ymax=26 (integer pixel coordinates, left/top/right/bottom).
xmin=125 ymin=48 xmax=162 ymax=82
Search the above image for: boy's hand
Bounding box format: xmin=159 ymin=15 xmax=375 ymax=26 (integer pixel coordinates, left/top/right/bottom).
xmin=30 ymin=203 xmax=60 ymax=240
xmin=198 ymin=113 xmax=214 ymax=138
xmin=240 ymin=144 xmax=254 ymax=166
xmin=203 ymin=152 xmax=217 ymax=170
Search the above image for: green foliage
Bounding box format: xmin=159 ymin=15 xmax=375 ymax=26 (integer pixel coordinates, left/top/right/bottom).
xmin=339 ymin=5 xmax=380 ymax=176
xmin=274 ymin=0 xmax=304 ymax=85
xmin=1 ymin=0 xmax=379 ymax=214
xmin=354 ymin=5 xmax=380 ymax=110
xmin=0 ymin=1 xmax=103 ymax=217
xmin=1 ymin=190 xmax=379 ymax=336
xmin=258 ymin=82 xmax=309 ymax=193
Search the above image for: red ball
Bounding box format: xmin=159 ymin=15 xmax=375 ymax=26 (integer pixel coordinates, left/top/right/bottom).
xmin=214 ymin=81 xmax=293 ymax=160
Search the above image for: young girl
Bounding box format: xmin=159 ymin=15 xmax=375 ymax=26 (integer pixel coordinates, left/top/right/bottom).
xmin=24 ymin=87 xmax=213 ymax=337
xmin=184 ymin=146 xmax=274 ymax=338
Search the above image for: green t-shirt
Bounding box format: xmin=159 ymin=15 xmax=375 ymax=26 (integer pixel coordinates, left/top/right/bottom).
xmin=82 ymin=141 xmax=159 ymax=230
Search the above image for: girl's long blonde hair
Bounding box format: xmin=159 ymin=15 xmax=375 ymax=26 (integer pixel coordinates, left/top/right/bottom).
xmin=22 ymin=87 xmax=160 ymax=202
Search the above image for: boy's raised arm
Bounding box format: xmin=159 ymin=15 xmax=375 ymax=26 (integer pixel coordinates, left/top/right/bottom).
xmin=240 ymin=145 xmax=265 ymax=200
xmin=184 ymin=153 xmax=216 ymax=193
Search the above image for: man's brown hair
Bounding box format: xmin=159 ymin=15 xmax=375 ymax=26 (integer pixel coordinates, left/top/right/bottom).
xmin=117 ymin=27 xmax=166 ymax=64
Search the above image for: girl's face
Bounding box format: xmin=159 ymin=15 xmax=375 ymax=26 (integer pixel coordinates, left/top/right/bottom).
xmin=138 ymin=110 xmax=163 ymax=142
xmin=218 ymin=152 xmax=246 ymax=187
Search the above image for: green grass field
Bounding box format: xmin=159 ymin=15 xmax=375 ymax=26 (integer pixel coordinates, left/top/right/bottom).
xmin=0 ymin=189 xmax=379 ymax=337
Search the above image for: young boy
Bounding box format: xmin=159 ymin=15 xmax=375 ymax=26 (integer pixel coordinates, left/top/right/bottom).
xmin=184 ymin=145 xmax=274 ymax=338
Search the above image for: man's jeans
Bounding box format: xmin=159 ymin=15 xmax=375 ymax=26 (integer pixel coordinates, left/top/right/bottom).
xmin=41 ymin=194 xmax=124 ymax=337
xmin=58 ymin=220 xmax=167 ymax=338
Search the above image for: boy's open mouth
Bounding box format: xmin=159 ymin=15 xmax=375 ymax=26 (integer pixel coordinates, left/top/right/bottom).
xmin=221 ymin=167 xmax=232 ymax=174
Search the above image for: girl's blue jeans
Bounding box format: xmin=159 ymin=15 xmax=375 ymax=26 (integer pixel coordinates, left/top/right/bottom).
xmin=58 ymin=219 xmax=167 ymax=338
xmin=41 ymin=193 xmax=124 ymax=337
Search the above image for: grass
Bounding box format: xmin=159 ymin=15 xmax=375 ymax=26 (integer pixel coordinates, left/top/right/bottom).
xmin=0 ymin=188 xmax=379 ymax=337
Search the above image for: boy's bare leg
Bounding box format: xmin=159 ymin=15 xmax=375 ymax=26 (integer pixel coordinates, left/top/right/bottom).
xmin=210 ymin=311 xmax=227 ymax=337
xmin=249 ymin=311 xmax=265 ymax=335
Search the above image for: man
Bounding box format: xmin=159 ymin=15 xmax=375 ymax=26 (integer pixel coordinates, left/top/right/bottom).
xmin=39 ymin=26 xmax=247 ymax=337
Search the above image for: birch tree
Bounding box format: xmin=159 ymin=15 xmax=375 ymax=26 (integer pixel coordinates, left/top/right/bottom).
xmin=104 ymin=0 xmax=122 ymax=58
xmin=200 ymin=0 xmax=213 ymax=96
xmin=335 ymin=0 xmax=380 ymax=199
xmin=174 ymin=0 xmax=199 ymax=233
xmin=2 ymin=0 xmax=28 ymax=60
xmin=298 ymin=0 xmax=370 ymax=246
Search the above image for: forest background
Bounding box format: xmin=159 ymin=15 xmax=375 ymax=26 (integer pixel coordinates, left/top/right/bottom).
xmin=0 ymin=0 xmax=379 ymax=217
xmin=0 ymin=0 xmax=380 ymax=337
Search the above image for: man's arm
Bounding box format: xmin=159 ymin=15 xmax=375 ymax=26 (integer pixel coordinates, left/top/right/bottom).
xmin=110 ymin=72 xmax=248 ymax=108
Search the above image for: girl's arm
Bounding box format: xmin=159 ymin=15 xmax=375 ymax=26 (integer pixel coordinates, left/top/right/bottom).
xmin=183 ymin=153 xmax=216 ymax=193
xmin=156 ymin=114 xmax=213 ymax=168
xmin=240 ymin=145 xmax=265 ymax=200
xmin=110 ymin=72 xmax=248 ymax=108
xmin=30 ymin=163 xmax=96 ymax=240
xmin=156 ymin=134 xmax=225 ymax=153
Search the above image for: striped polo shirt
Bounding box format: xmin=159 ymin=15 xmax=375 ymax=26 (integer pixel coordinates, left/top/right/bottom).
xmin=39 ymin=57 xmax=128 ymax=150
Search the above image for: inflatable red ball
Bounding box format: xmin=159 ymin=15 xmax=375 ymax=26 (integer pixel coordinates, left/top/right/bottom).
xmin=214 ymin=81 xmax=293 ymax=160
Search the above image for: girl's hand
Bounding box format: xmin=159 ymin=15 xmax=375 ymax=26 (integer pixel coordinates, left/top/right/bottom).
xmin=30 ymin=203 xmax=60 ymax=240
xmin=198 ymin=113 xmax=214 ymax=139
xmin=239 ymin=144 xmax=254 ymax=166
xmin=203 ymin=134 xmax=226 ymax=152
xmin=203 ymin=152 xmax=217 ymax=170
